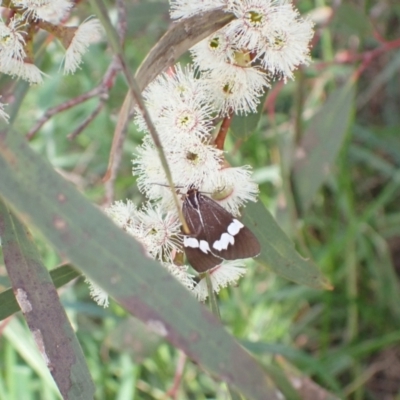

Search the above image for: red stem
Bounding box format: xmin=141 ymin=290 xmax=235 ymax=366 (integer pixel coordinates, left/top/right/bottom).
xmin=214 ymin=111 xmax=233 ymax=150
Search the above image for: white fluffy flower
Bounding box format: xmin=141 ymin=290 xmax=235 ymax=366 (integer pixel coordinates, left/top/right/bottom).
xmin=85 ymin=278 xmax=109 ymax=308
xmin=225 ymin=0 xmax=313 ymax=80
xmin=164 ymin=262 xmax=195 ymax=290
xmin=133 ymin=135 xmax=223 ymax=201
xmin=63 ymin=18 xmax=103 ymax=74
xmin=105 ymin=199 xmax=138 ymax=231
xmin=134 ymin=65 xmax=213 ymax=143
xmin=170 ymin=0 xmax=226 ymax=20
xmin=166 ymin=135 xmax=223 ymax=187
xmin=137 ymin=64 xmax=209 ymax=114
xmin=105 ymin=200 xmax=183 ymax=264
xmin=225 ymin=0 xmax=297 ymax=51
xmin=132 ymin=138 xmax=166 ymax=201
xmin=192 ymin=261 xmax=247 ymax=301
xmin=172 ymin=0 xmax=313 ymax=81
xmin=100 ymin=200 xmax=195 ymax=305
xmin=0 ymin=98 xmax=9 ymax=123
xmin=190 ymin=30 xmax=236 ymax=70
xmin=137 ymin=95 xmax=214 ymax=146
xmin=257 ymin=13 xmax=314 ymax=80
xmin=135 ymin=203 xmax=182 ymax=262
xmin=202 ymin=166 xmax=259 ymax=216
xmin=0 ymin=17 xmax=46 ymax=84
xmin=205 ymin=62 xmax=269 ymax=115
xmin=0 ymin=57 xmax=45 ymax=84
xmin=14 ymin=0 xmax=73 ymax=23
xmin=0 ymin=17 xmax=26 ymax=65
xmin=17 ymin=60 xmax=45 ymax=84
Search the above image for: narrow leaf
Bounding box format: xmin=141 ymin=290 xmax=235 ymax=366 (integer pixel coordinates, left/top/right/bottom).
xmin=292 ymin=81 xmax=355 ymax=212
xmin=262 ymin=364 xmax=302 ymax=400
xmin=230 ymin=90 xmax=268 ymax=138
xmin=0 ymin=264 xmax=80 ymax=321
xmin=0 ymin=202 xmax=94 ymax=399
xmin=243 ymin=201 xmax=331 ymax=289
xmin=242 ymin=341 xmax=342 ymax=393
xmin=107 ymin=317 xmax=161 ymax=363
xmin=3 ymin=318 xmax=61 ymax=398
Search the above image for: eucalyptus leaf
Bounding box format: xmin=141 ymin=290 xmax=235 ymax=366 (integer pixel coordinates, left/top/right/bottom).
xmin=231 ymin=91 xmax=268 ymax=138
xmin=243 ymin=201 xmax=331 ymax=289
xmin=292 ymin=80 xmax=355 ymax=212
xmin=242 ymin=341 xmax=342 ymax=393
xmin=0 ymin=264 xmax=79 ymax=321
xmin=107 ymin=317 xmax=161 ymax=363
xmin=0 ymin=203 xmax=94 ymax=399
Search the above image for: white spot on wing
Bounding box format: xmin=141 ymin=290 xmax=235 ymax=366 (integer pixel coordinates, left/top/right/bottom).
xmin=227 ymin=219 xmax=243 ymax=236
xmin=213 ymin=233 xmax=234 ymax=251
xmin=15 ymin=288 xmax=32 ymax=313
xmin=199 ymin=240 xmax=211 ymax=253
xmin=184 ymin=236 xmax=199 ymax=248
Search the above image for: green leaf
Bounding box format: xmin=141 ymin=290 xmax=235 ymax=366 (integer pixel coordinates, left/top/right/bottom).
xmin=3 ymin=318 xmax=62 ymax=398
xmin=230 ymin=91 xmax=268 ymax=138
xmin=332 ymin=4 xmax=372 ymax=39
xmin=261 ymin=364 xmax=301 ymax=400
xmin=0 ymin=202 xmax=94 ymax=399
xmin=243 ymin=201 xmax=331 ymax=289
xmin=0 ymin=128 xmax=279 ymax=400
xmin=242 ymin=341 xmax=342 ymax=393
xmin=292 ymin=80 xmax=355 ymax=212
xmin=107 ymin=317 xmax=161 ymax=363
xmin=0 ymin=264 xmax=80 ymax=321
xmin=126 ymin=2 xmax=169 ymax=36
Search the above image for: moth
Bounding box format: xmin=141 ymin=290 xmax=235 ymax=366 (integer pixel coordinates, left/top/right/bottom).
xmin=182 ymin=187 xmax=260 ymax=273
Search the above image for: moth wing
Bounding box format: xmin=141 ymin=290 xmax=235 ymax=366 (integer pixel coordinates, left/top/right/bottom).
xmin=182 ymin=198 xmax=223 ymax=273
xmin=183 ymin=246 xmax=223 ymax=273
xmin=200 ymin=196 xmax=261 ymax=260
xmin=216 ymin=225 xmax=261 ymax=260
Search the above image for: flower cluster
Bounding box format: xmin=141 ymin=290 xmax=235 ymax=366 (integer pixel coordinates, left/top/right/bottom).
xmin=176 ymin=0 xmax=314 ymax=114
xmin=0 ymin=1 xmax=103 ymax=85
xmin=97 ymin=0 xmax=313 ymax=305
xmin=106 ymin=200 xmax=195 ymax=288
xmin=95 ymin=63 xmax=260 ymax=306
xmin=96 ymin=0 xmax=313 ymax=306
xmin=132 ymin=65 xmax=259 ymax=211
xmin=13 ymin=0 xmax=73 ymax=23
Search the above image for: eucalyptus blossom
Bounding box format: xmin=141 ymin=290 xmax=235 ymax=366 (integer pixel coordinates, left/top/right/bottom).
xmin=98 ymin=0 xmax=313 ymax=304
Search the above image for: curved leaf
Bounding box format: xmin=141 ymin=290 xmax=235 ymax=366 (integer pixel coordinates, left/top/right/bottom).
xmin=0 ymin=203 xmax=94 ymax=399
xmin=230 ymin=91 xmax=268 ymax=138
xmin=243 ymin=201 xmax=331 ymax=289
xmin=292 ymin=81 xmax=355 ymax=212
xmin=0 ymin=264 xmax=79 ymax=321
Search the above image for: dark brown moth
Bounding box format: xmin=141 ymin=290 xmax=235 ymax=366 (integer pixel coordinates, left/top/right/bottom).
xmin=182 ymin=187 xmax=260 ymax=273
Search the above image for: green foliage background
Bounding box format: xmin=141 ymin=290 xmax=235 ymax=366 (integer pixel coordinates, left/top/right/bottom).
xmin=1 ymin=1 xmax=400 ymax=399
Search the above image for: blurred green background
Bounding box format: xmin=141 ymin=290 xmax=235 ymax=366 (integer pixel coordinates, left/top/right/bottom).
xmin=1 ymin=0 xmax=400 ymax=399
